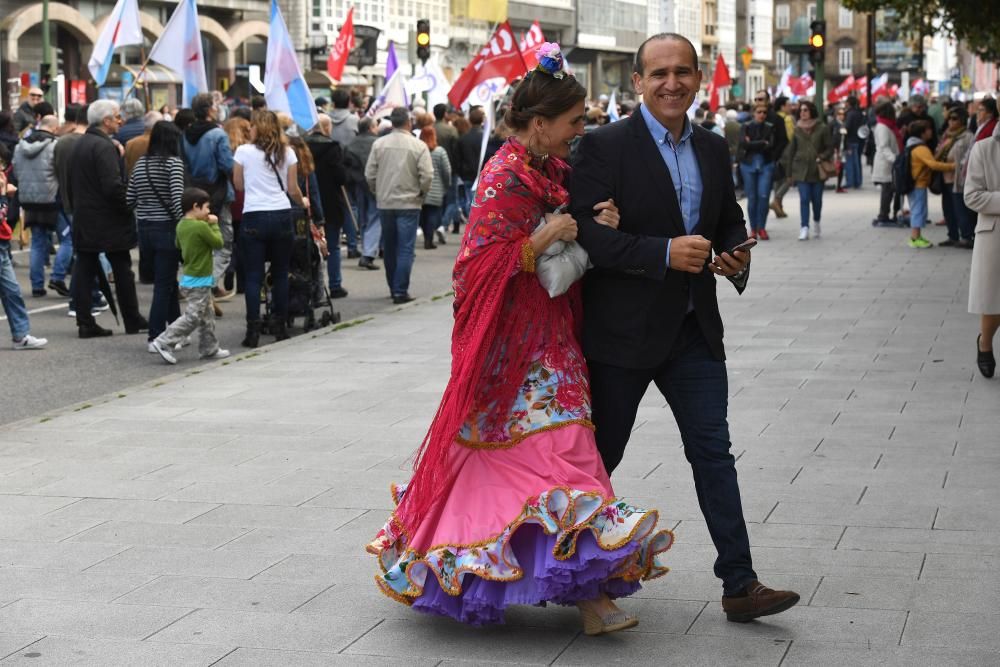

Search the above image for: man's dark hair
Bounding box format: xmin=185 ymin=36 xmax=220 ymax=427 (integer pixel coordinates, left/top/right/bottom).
xmin=846 ymin=96 xmax=859 ymax=109
xmin=173 ymin=108 xmax=196 ymax=131
xmin=231 ymin=106 xmax=252 ymax=121
xmin=63 ymin=104 xmax=80 ymax=124
xmin=433 ymin=103 xmax=448 ymax=121
xmin=331 ymin=88 xmax=350 ymax=109
xmin=633 ymin=33 xmax=699 ymax=75
xmin=357 ymin=116 xmax=376 ymax=134
xmin=191 ymin=93 xmax=214 ymax=121
xmin=250 ymin=95 xmax=266 ymax=110
xmin=182 ymin=186 xmax=210 ymax=213
xmin=33 ymin=101 xmax=54 ymax=118
xmin=468 ymin=106 xmax=486 ymax=126
xmin=77 ymin=104 xmax=89 ymax=125
xmin=147 ymin=120 xmax=181 ymax=158
xmin=774 ymin=95 xmax=789 ymax=113
xmin=389 ymin=107 xmax=410 ymax=128
xmin=0 ymin=111 xmax=14 ymax=134
xmin=981 ymin=97 xmax=999 ymax=120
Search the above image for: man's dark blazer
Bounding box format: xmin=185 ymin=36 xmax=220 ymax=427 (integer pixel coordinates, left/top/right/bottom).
xmin=569 ymin=107 xmax=749 ymax=369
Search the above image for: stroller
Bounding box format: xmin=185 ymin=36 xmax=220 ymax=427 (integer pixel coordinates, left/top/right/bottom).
xmin=262 ymin=213 xmax=340 ymax=333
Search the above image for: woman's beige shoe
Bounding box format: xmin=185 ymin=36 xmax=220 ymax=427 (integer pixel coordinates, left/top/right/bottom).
xmin=578 ymin=605 xmax=639 ymax=636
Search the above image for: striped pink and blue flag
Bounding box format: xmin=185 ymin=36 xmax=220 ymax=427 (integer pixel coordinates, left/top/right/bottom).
xmin=265 ymin=0 xmax=318 ymax=130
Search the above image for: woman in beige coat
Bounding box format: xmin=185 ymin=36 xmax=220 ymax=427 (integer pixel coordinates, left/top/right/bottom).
xmin=965 ymin=122 xmax=1000 ymax=378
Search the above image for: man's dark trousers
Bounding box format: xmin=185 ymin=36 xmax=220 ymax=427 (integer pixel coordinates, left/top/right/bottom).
xmin=72 ymin=250 xmax=142 ymax=328
xmin=588 ymin=312 xmax=757 ymax=595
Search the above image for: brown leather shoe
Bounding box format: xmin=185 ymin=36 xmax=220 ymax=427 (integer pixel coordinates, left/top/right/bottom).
xmin=721 ymin=580 xmax=800 ymax=623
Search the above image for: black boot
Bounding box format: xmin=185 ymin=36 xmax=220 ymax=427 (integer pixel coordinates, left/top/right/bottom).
xmin=272 ymin=318 xmax=290 ymax=342
xmin=242 ymin=320 xmax=261 ymax=348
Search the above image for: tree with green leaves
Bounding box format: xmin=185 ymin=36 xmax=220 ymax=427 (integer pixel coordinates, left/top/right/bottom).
xmin=842 ymin=0 xmax=1000 ymax=63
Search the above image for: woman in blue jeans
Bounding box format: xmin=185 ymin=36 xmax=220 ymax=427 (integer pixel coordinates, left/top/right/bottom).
xmin=232 ymin=110 xmax=304 ymax=347
xmin=738 ymin=103 xmax=777 ymax=240
xmin=784 ymin=101 xmax=833 ymax=241
xmin=126 ymin=121 xmax=185 ymax=345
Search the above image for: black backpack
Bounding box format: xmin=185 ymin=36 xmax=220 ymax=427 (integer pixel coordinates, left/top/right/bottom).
xmin=892 ymin=145 xmax=916 ymax=197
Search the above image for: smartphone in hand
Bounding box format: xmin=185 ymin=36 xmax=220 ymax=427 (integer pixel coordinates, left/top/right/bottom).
xmin=728 ymin=238 xmax=757 ymax=255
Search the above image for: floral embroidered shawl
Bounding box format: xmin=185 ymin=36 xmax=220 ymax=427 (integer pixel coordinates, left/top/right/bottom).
xmin=398 ymin=137 xmax=583 ymax=532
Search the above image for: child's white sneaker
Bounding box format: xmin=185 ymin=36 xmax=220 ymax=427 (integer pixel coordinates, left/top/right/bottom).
xmin=13 ymin=334 xmax=47 ymax=350
xmin=201 ymin=348 xmax=230 ymax=360
xmin=151 ymin=340 xmax=177 ymax=365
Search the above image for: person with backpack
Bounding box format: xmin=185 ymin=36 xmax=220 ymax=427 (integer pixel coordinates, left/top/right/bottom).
xmin=181 ymin=93 xmax=235 ymax=300
xmin=901 ymin=120 xmax=955 ymax=249
xmin=872 ymin=101 xmax=903 ymax=225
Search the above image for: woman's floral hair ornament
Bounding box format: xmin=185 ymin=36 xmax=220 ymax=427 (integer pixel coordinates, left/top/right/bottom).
xmin=535 ymin=42 xmax=566 ymax=79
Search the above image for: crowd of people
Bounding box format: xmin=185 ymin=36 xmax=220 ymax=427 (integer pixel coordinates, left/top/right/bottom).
xmin=0 ymin=86 xmax=497 ymax=355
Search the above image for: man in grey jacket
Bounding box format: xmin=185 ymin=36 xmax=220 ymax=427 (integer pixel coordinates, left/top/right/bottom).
xmin=328 ymin=88 xmax=360 ymax=257
xmin=14 ymin=115 xmax=65 ymax=297
xmin=365 ymin=107 xmax=433 ymax=304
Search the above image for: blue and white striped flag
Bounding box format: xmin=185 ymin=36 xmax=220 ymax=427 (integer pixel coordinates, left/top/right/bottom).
xmin=265 ymin=0 xmax=319 ymax=130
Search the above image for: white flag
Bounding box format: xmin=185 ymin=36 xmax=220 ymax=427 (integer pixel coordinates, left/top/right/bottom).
xmin=147 ymin=0 xmax=208 ymax=107
xmin=88 ymin=0 xmax=143 ymax=87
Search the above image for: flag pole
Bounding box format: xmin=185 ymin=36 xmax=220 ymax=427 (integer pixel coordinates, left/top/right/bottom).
xmin=121 ymin=53 xmax=153 ymax=100
xmin=139 ymin=46 xmax=151 ymax=107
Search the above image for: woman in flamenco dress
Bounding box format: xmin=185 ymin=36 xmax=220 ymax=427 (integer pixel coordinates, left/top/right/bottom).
xmin=368 ymin=43 xmax=674 ymax=635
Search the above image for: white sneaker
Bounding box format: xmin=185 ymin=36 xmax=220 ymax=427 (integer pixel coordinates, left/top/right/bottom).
xmin=147 ymin=341 xmax=157 ymax=353
xmin=813 ymin=221 xmax=821 ymax=238
xmin=149 ymin=339 xmax=188 ymax=353
xmin=201 ymin=348 xmax=230 ymax=360
xmin=67 ymin=307 xmax=105 ymax=317
xmin=13 ymin=334 xmax=47 ymax=350
xmin=798 ymin=227 xmax=809 ymax=241
xmin=151 ymin=340 xmax=177 ymax=365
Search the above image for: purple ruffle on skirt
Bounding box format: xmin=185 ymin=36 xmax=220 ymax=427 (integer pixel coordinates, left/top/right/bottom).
xmin=411 ymin=524 xmax=642 ymax=626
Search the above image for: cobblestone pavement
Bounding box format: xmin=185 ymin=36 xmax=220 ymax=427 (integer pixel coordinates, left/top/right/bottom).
xmin=1 ymin=188 xmax=997 ymax=666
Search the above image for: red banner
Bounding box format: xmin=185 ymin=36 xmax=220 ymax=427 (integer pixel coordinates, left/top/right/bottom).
xmin=327 ymin=6 xmax=355 ymax=81
xmin=519 ymin=21 xmax=544 ymax=70
xmin=827 ymin=74 xmax=855 ymax=104
xmin=707 ymin=54 xmax=731 ymax=112
xmin=448 ymin=21 xmax=527 ymax=108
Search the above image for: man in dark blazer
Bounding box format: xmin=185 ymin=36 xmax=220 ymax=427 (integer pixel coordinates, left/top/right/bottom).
xmin=570 ymin=33 xmax=800 ymax=623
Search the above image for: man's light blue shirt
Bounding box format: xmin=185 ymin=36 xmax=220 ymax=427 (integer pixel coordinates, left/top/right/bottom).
xmin=639 ymin=104 xmax=703 ymax=268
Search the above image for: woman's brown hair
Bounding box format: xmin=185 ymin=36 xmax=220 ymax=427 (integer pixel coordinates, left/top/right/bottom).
xmin=251 ymin=109 xmax=286 ymax=167
xmin=288 ymin=136 xmax=315 ymax=177
xmin=224 ymin=117 xmax=252 ymax=151
xmin=504 ymin=71 xmax=587 ymax=132
xmin=419 ymin=125 xmax=437 ymax=151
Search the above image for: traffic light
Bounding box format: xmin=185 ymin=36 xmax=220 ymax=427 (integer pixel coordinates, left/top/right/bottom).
xmin=416 ymin=19 xmax=430 ymax=64
xmin=809 ymin=20 xmax=826 ymax=66
xmin=38 ymin=63 xmax=51 ymax=94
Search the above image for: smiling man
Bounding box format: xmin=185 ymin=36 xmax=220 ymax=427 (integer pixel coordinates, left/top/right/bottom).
xmin=571 ymin=33 xmax=800 ymax=623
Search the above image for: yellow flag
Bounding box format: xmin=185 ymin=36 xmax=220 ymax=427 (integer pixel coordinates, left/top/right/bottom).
xmin=452 ymin=0 xmax=508 ymax=23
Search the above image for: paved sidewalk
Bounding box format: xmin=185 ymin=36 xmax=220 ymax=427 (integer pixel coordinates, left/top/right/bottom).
xmin=1 ymin=189 xmax=998 ymax=666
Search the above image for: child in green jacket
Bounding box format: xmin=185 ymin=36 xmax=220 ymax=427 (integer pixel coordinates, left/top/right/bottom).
xmin=151 ymin=188 xmax=229 ymax=364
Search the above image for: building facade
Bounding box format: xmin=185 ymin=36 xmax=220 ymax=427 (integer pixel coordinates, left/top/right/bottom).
xmin=772 ymin=0 xmax=865 ymax=85
xmin=0 ymin=0 xmax=275 ymax=110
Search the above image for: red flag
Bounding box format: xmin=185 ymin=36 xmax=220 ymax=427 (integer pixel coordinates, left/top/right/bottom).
xmin=827 ymin=74 xmax=855 ymax=104
xmin=708 ymin=54 xmax=731 ymax=112
xmin=327 ymin=6 xmax=355 ymax=81
xmin=448 ymin=22 xmax=527 ymax=108
xmin=519 ymin=21 xmax=545 ymax=70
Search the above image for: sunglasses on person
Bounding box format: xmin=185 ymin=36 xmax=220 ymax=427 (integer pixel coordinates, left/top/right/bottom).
xmin=948 ymin=115 xmax=960 ymax=121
